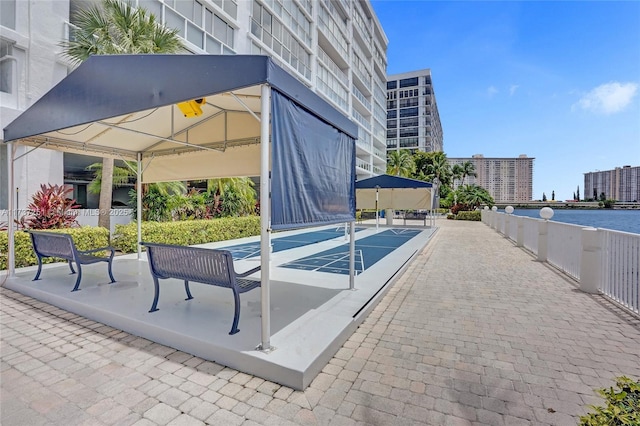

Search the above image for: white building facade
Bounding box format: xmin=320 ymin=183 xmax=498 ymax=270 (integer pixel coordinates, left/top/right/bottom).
xmin=386 ymin=69 xmax=443 ymax=155
xmin=1 ymin=0 xmax=388 ymax=210
xmin=584 ymin=165 xmax=640 ymax=202
xmin=448 ymin=154 xmax=534 ymax=203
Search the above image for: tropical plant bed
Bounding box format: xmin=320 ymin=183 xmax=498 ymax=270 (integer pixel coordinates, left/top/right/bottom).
xmin=579 ymin=376 xmax=640 ymax=425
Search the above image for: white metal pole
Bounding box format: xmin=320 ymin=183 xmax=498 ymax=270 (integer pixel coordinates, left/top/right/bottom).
xmin=259 ymin=84 xmax=272 ymax=351
xmin=349 ymin=220 xmax=355 ymax=290
xmin=137 ymin=153 xmax=143 ymax=260
xmin=6 ymin=142 xmax=16 ymax=278
xmin=375 ymin=186 xmax=379 ymax=230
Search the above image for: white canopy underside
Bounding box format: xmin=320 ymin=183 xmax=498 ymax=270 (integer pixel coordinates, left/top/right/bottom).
xmin=19 ymin=87 xmax=264 ymax=183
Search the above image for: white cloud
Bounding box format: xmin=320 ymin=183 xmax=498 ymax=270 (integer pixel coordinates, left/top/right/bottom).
xmin=487 ymin=86 xmax=498 ymax=98
xmin=573 ymin=82 xmax=638 ymax=115
xmin=509 ymin=85 xmax=519 ymax=96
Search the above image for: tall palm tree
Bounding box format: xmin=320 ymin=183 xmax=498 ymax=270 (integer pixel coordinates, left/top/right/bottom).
xmin=386 ymin=150 xmax=414 ymax=177
xmin=451 ymin=164 xmax=463 ymax=188
xmin=425 ymin=152 xmax=452 ymax=188
xmin=460 ymin=160 xmax=477 ymax=186
xmin=60 ymin=0 xmax=183 ymax=229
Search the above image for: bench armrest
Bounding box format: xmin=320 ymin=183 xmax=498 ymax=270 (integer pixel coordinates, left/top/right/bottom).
xmin=78 ymin=246 xmax=115 ymax=256
xmin=236 ymin=265 xmax=261 ymax=278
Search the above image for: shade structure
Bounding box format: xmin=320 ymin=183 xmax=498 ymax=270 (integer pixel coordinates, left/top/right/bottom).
xmin=355 ymin=175 xmax=434 ymax=210
xmin=3 ymin=54 xmax=357 ymax=182
xmin=3 ymin=54 xmax=358 ymax=351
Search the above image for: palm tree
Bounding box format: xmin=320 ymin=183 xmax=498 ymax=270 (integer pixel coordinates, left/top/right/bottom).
xmin=425 ymin=152 xmax=452 ymax=188
xmin=460 ymin=160 xmax=477 ymax=186
xmin=60 ymin=0 xmax=183 ymax=229
xmin=458 ymin=185 xmax=494 ymax=208
xmin=451 ymin=164 xmax=463 ymax=189
xmin=386 ymin=150 xmax=414 ymax=177
xmin=206 ymin=178 xmax=257 ymax=216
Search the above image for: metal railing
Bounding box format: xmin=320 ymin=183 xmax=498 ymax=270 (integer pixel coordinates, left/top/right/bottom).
xmin=601 ymin=229 xmax=640 ymax=315
xmin=482 ymin=210 xmax=640 ymax=316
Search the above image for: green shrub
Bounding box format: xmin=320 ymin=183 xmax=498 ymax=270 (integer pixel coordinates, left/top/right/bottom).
xmin=112 ymin=216 xmax=260 ymax=253
xmin=455 ymin=211 xmax=481 ymax=221
xmin=0 ymin=227 xmax=111 ymax=270
xmin=579 ymin=376 xmax=640 ymax=425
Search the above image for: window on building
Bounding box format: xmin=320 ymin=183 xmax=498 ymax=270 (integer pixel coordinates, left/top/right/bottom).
xmin=399 ymin=98 xmax=418 ymax=108
xmin=251 ymin=2 xmax=310 ymax=79
xmin=387 ymin=110 xmax=397 ymax=119
xmin=399 ymin=137 xmax=418 ymax=148
xmin=399 ymin=128 xmax=418 ymax=138
xmin=387 ymin=119 xmax=397 ymax=129
xmin=0 ymin=0 xmax=15 ymax=29
xmin=0 ymin=39 xmax=15 ymax=94
xmin=387 ymin=81 xmax=397 ymax=90
xmin=399 ymin=107 xmax=418 ymax=118
xmin=387 ymin=129 xmax=397 ymax=138
xmin=400 ymin=117 xmax=418 ymax=127
xmin=399 ymin=77 xmax=418 ymax=88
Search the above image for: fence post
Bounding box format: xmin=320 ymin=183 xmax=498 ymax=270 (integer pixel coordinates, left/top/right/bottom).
xmin=537 ymin=219 xmax=548 ymax=262
xmin=516 ymin=216 xmax=524 ymax=247
xmin=580 ymin=227 xmax=601 ymax=294
xmin=504 ymin=214 xmax=510 ymax=238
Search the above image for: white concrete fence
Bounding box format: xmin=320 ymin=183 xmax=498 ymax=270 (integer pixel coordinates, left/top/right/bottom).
xmin=482 ymin=209 xmax=640 ymax=316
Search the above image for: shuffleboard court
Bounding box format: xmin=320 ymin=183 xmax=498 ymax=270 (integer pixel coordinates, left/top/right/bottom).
xmin=220 ymin=226 xmax=363 ymax=259
xmin=281 ymin=228 xmax=422 ymax=275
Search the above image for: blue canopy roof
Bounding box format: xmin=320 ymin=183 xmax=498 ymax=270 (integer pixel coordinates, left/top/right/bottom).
xmin=355 ymin=175 xmax=433 ymax=189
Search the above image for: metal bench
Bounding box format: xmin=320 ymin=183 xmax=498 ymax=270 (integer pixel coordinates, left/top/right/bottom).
xmin=403 ymin=211 xmax=428 ymax=226
xmin=140 ymin=242 xmax=261 ymax=335
xmin=29 ymin=231 xmax=116 ymax=292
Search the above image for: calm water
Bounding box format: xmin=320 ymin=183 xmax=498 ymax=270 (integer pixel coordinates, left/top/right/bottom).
xmin=511 ymin=209 xmax=640 ymax=235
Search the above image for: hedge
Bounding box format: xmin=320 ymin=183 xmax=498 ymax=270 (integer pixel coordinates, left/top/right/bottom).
xmin=0 ymin=227 xmax=111 ymax=270
xmin=455 ymin=211 xmax=481 ymax=221
xmin=111 ymin=216 xmax=261 ymax=253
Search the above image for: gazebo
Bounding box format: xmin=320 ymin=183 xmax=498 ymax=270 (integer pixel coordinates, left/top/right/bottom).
xmin=3 ymin=54 xmax=359 ymax=354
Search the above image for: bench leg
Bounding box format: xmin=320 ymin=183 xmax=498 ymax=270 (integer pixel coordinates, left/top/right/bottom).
xmin=33 ymin=256 xmax=44 ymax=281
xmin=149 ymin=277 xmax=160 ymax=312
xmin=184 ymin=280 xmax=193 ymax=301
xmin=229 ymin=289 xmax=241 ymax=335
xmin=71 ymin=264 xmax=82 ymax=292
xmin=107 ymin=259 xmax=116 ymax=283
xmin=68 ymin=260 xmax=76 ymax=275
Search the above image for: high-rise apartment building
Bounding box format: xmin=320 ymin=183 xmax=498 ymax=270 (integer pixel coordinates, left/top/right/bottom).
xmin=584 ymin=166 xmax=640 ymax=202
xmin=1 ymin=0 xmax=388 ymax=209
xmin=386 ymin=69 xmax=443 ymax=155
xmin=448 ymin=154 xmax=534 ymax=202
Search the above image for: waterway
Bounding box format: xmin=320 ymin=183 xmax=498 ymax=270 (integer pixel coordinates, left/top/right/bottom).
xmin=512 ymin=209 xmax=640 ymax=235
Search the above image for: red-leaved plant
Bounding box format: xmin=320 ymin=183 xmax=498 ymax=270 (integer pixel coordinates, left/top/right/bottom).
xmin=17 ymin=184 xmax=80 ymax=230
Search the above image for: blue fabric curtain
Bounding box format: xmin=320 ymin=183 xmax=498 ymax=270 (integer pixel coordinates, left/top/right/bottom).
xmin=271 ymin=90 xmax=355 ymax=230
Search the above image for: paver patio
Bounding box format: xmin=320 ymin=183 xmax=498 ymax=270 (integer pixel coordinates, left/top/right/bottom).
xmin=2 ymin=219 xmax=639 ymax=425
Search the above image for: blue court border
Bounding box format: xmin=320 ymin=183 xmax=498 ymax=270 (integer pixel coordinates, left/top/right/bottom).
xmin=220 ymin=226 xmax=363 ymax=259
xmin=281 ymin=228 xmax=422 ymax=275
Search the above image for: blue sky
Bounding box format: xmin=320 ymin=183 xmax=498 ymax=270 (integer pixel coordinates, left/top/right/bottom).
xmin=371 ymin=1 xmax=640 ymax=201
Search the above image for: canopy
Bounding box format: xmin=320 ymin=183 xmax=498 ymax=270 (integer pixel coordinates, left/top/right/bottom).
xmin=3 ymin=54 xmax=359 ymax=350
xmin=356 ymin=175 xmax=434 ymax=210
xmin=3 ymin=54 xmax=357 ymax=183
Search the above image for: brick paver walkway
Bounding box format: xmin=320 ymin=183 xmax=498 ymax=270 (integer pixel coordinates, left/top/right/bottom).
xmin=2 ymin=220 xmax=639 ymax=425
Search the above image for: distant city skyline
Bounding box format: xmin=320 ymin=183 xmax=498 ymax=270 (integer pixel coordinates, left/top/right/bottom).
xmin=372 ymin=1 xmax=640 ymax=201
